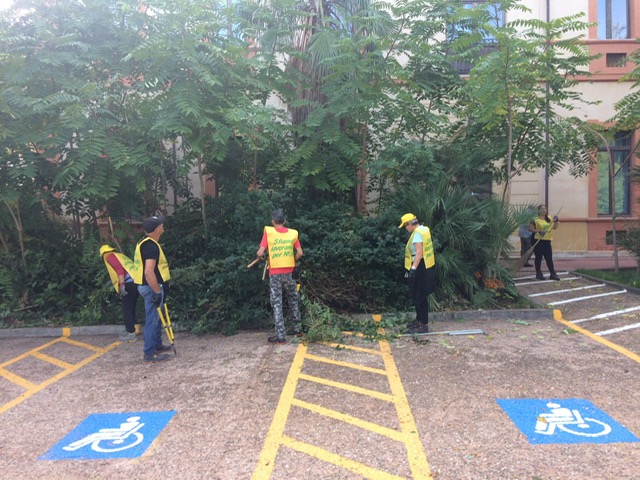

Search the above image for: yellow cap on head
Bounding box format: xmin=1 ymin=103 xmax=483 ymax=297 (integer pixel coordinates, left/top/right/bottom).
xmin=99 ymin=244 xmax=116 ymax=257
xmin=398 ymin=213 xmax=417 ymax=228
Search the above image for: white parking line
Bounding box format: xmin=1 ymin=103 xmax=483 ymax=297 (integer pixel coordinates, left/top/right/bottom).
xmin=515 ymin=277 xmax=579 ymax=286
xmin=572 ymin=305 xmax=640 ymax=324
xmin=513 ymin=272 xmax=570 ymax=281
xmin=529 ymin=284 xmax=606 ymax=298
xmin=596 ymin=322 xmax=640 ymax=336
xmin=547 ymin=289 xmax=627 ymax=306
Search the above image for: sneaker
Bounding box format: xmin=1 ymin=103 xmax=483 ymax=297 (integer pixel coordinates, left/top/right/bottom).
xmin=267 ymin=336 xmax=286 ymax=344
xmin=536 ymin=273 xmax=545 ymax=280
xmin=119 ymin=332 xmax=137 ymax=342
xmin=549 ymin=273 xmax=561 ymax=281
xmin=407 ymin=319 xmax=420 ymax=330
xmin=407 ymin=323 xmax=429 ymax=334
xmin=156 ymin=344 xmax=173 ymax=352
xmin=143 ymin=353 xmax=171 ymax=363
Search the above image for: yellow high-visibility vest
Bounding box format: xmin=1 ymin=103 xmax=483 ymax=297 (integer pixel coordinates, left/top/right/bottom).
xmin=533 ymin=217 xmax=554 ymax=241
xmin=265 ymin=226 xmax=298 ymax=269
xmin=404 ymin=225 xmax=435 ymax=270
xmin=102 ymin=252 xmax=133 ymax=293
xmin=131 ymin=237 xmax=171 ymax=284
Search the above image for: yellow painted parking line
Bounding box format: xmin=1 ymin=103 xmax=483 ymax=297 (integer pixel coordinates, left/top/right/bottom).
xmin=0 ymin=367 xmax=36 ymax=390
xmin=379 ymin=339 xmax=432 ymax=480
xmin=31 ymin=351 xmax=75 ymax=370
xmin=319 ymin=342 xmax=383 ymax=356
xmin=59 ymin=336 xmax=104 ymax=352
xmin=0 ymin=337 xmax=121 ymax=415
xmin=253 ymin=314 xmax=432 ymax=479
xmin=252 ymin=342 xmax=308 ymax=480
xmin=304 ymin=353 xmax=387 ymax=375
xmin=553 ymin=309 xmax=640 ymax=364
xmin=299 ymin=373 xmax=394 ymax=402
xmin=281 ymin=434 xmax=407 ymax=480
xmin=0 ymin=337 xmax=64 ymax=368
xmin=291 ymin=398 xmax=405 ymax=442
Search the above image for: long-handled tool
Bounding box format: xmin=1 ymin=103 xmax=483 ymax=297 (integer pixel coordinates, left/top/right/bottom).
xmin=514 ymin=207 xmax=563 ymax=272
xmin=157 ymin=304 xmax=176 ymax=355
xmin=247 ymin=256 xmax=269 ymax=281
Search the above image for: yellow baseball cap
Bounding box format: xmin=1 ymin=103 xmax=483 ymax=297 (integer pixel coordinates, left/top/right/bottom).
xmin=99 ymin=244 xmax=116 ymax=257
xmin=398 ymin=213 xmax=417 ymax=228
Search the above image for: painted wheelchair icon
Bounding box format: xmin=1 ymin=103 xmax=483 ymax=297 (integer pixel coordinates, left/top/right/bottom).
xmin=62 ymin=416 xmax=144 ymax=453
xmin=535 ymin=402 xmax=611 ymax=437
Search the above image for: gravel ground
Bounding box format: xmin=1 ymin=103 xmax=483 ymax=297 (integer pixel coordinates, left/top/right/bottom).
xmin=1 ymin=316 xmax=639 ymax=480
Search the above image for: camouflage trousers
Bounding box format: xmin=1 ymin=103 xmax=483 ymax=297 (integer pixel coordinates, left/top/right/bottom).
xmin=269 ymin=273 xmax=301 ymax=339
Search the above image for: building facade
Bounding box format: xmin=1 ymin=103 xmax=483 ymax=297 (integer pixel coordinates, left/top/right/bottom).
xmin=507 ymin=0 xmax=640 ymax=251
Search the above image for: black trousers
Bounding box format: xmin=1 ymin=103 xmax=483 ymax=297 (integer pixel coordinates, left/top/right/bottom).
xmin=409 ymin=260 xmax=436 ymax=325
xmin=121 ymin=282 xmax=140 ymax=333
xmin=533 ymin=240 xmax=556 ymax=275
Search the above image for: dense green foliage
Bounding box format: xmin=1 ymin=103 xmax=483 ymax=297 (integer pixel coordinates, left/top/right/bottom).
xmin=0 ymin=0 xmax=629 ymax=331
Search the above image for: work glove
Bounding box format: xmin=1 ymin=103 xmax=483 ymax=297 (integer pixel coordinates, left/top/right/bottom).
xmin=119 ymin=285 xmax=128 ymax=298
xmin=292 ymin=265 xmax=300 ymax=280
xmin=151 ymin=292 xmax=162 ymax=307
xmin=406 ymin=269 xmax=416 ymax=279
xmin=553 ymin=215 xmax=559 ymax=222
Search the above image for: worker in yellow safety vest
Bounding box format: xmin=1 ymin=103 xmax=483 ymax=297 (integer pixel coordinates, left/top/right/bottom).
xmin=131 ymin=215 xmax=173 ymax=363
xmin=399 ymin=213 xmax=436 ymax=334
xmin=529 ymin=205 xmax=560 ymax=281
xmin=256 ymin=209 xmax=303 ymax=344
xmin=100 ymin=244 xmax=140 ymax=342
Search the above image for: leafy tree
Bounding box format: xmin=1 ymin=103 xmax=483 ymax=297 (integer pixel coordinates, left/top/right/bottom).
xmin=450 ymin=0 xmax=599 ymax=205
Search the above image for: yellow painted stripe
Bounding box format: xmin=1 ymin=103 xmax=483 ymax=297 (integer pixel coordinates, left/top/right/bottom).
xmin=31 ymin=351 xmax=75 ymax=370
xmin=318 ymin=342 xmax=382 ymax=356
xmin=291 ymin=398 xmax=404 ymax=442
xmin=0 ymin=337 xmax=64 ymax=369
xmin=299 ymin=373 xmax=393 ymax=402
xmin=59 ymin=337 xmax=104 ymax=352
xmin=281 ymin=434 xmax=407 ymax=480
xmin=379 ymin=339 xmax=432 ymax=480
xmin=304 ymin=353 xmax=386 ymax=375
xmin=0 ymin=367 xmax=35 ymax=389
xmin=553 ymin=309 xmax=640 ymax=364
xmin=62 ymin=327 xmax=71 ymax=337
xmin=252 ymin=342 xmax=308 ymax=479
xmin=0 ymin=340 xmax=120 ymax=415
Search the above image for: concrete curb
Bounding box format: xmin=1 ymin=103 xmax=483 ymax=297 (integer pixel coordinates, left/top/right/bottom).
xmin=0 ymin=308 xmax=556 ymax=339
xmin=350 ymin=308 xmax=555 ymax=323
xmin=0 ymin=324 xmax=127 ymax=339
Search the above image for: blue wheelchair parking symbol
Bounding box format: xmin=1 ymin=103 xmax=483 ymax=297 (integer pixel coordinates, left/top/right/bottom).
xmin=41 ymin=411 xmax=176 ymax=460
xmin=497 ymin=398 xmax=639 ymax=445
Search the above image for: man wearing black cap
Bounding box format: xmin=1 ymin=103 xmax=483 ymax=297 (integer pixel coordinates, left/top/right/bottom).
xmin=132 ymin=215 xmax=172 ymax=362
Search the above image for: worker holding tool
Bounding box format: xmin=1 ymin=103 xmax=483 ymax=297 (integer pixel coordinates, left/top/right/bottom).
xmin=255 ymin=209 xmax=303 ymax=344
xmin=132 ymin=215 xmax=173 ymax=363
xmin=99 ymin=245 xmax=139 ymax=342
xmin=530 ymin=205 xmax=560 ymax=281
xmin=399 ymin=213 xmax=436 ymax=334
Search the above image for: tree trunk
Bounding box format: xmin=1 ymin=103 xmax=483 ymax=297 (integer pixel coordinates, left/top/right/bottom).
xmin=197 ymin=154 xmax=208 ymax=242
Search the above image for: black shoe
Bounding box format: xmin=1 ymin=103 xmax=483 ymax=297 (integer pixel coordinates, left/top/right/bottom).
xmin=143 ymin=353 xmax=171 ymax=363
xmin=268 ymin=336 xmax=286 ymax=344
xmin=408 ymin=323 xmax=429 ymax=334
xmin=549 ymin=273 xmax=560 ymax=281
xmin=536 ymin=273 xmax=545 ymax=280
xmin=523 ymin=263 xmax=533 ymax=267
xmin=156 ymin=344 xmax=173 ymax=352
